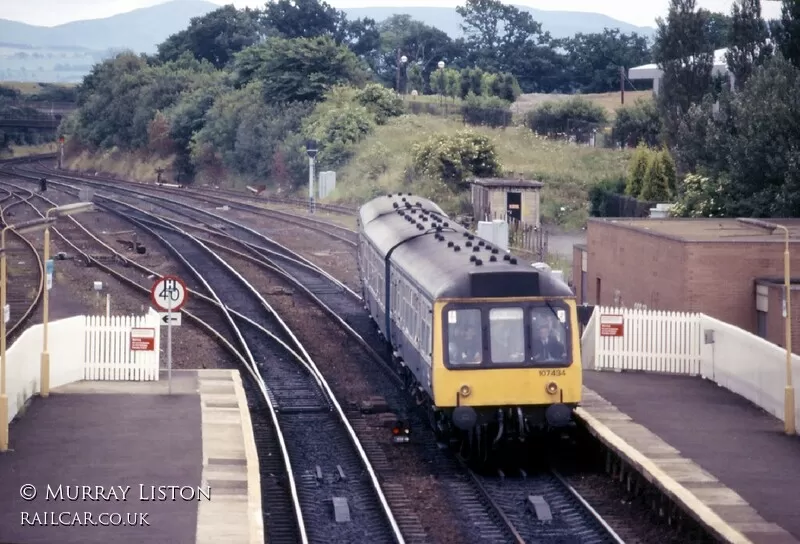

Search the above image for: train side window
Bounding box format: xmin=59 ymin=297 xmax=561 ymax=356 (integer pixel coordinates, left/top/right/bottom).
xmin=447 ymin=309 xmax=482 ymax=365
xmin=530 ymin=306 xmax=570 ymax=364
xmin=488 ymin=308 xmax=525 ymax=364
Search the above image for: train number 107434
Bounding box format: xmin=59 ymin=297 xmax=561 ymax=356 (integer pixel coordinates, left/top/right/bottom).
xmin=538 ymin=369 xmax=567 ymax=377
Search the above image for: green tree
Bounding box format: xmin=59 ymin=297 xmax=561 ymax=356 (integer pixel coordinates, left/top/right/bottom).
xmin=658 ymin=148 xmax=678 ymax=196
xmin=626 ymin=144 xmax=650 ymax=196
xmin=611 ymin=98 xmax=662 ymax=148
xmin=156 ymin=6 xmax=264 ymax=68
xmin=725 ymin=0 xmax=773 ymax=91
xmin=407 ymin=64 xmax=424 ymax=94
xmin=233 ymin=37 xmax=368 ymax=104
xmin=377 ymin=15 xmax=456 ymax=88
xmin=776 ymin=0 xmax=800 ymax=68
xmin=411 ymin=129 xmax=502 ymax=188
xmin=653 ymin=0 xmax=715 ymax=146
xmin=560 ymin=29 xmax=652 ymax=93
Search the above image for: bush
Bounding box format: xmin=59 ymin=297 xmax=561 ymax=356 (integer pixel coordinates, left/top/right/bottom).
xmin=640 ymin=151 xmax=671 ymax=202
xmin=304 ymin=104 xmax=375 ymax=167
xmin=354 ymin=83 xmax=404 ymax=125
xmin=610 ymin=98 xmax=661 ymax=148
xmin=411 ymin=129 xmax=502 ymax=189
xmin=524 ymin=97 xmax=608 ymax=143
xmin=589 ymin=178 xmax=626 ymax=217
xmin=658 ymin=148 xmax=677 ymax=196
xmin=461 ymin=93 xmax=513 ymax=128
xmin=670 ymin=173 xmax=727 ymax=217
xmin=626 ymin=143 xmax=650 ymax=196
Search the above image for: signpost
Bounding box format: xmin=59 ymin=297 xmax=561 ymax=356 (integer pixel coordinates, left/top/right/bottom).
xmin=58 ymin=136 xmax=64 ymax=170
xmin=130 ymin=328 xmax=156 ymax=351
xmin=45 ymin=259 xmax=54 ymax=291
xmin=305 ymin=139 xmax=318 ymax=214
xmin=150 ymin=276 xmax=188 ymax=394
xmin=599 ymin=314 xmax=624 ymax=337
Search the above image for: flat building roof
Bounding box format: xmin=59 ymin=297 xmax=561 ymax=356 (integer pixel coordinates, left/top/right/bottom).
xmin=589 ymin=217 xmax=800 ymax=243
xmin=470 ymin=177 xmax=544 ymax=189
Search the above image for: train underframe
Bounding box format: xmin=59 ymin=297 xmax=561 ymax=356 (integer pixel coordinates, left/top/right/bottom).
xmin=396 ymin=359 xmax=578 ymax=463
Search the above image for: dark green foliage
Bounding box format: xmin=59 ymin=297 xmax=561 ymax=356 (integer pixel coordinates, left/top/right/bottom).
xmin=461 ymin=93 xmax=512 ymax=128
xmin=725 ymin=0 xmax=773 ymax=91
xmin=411 ymin=130 xmax=502 ymax=189
xmin=653 ymin=0 xmax=715 ymax=146
xmin=611 ymin=98 xmax=662 ymax=148
xmin=776 ymin=0 xmax=800 ymax=68
xmin=588 ymin=178 xmax=625 ymax=217
xmin=235 ymin=37 xmax=368 ymax=104
xmin=156 ymin=5 xmax=264 ymax=68
xmin=524 ymin=97 xmax=608 ymax=143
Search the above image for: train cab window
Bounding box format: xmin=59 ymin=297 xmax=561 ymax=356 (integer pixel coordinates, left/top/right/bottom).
xmin=530 ymin=306 xmax=570 ymax=364
xmin=447 ymin=309 xmax=482 ymax=365
xmin=488 ymin=308 xmax=525 ymax=364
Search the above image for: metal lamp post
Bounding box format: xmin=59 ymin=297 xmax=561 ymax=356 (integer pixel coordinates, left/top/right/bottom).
xmin=774 ymin=224 xmax=796 ymax=435
xmin=305 ymin=140 xmax=318 ymax=214
xmin=437 ymin=61 xmax=445 ymax=105
xmin=40 ymin=202 xmax=94 ymax=399
xmin=396 ymin=54 xmax=407 ymax=94
xmin=1 ymin=217 xmax=57 ymax=453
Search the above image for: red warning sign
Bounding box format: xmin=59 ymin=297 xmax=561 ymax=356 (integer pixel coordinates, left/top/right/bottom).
xmin=130 ymin=328 xmax=156 ymax=351
xmin=599 ymin=314 xmax=624 ymax=337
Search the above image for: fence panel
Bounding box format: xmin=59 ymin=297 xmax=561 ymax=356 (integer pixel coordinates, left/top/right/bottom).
xmin=84 ymin=311 xmax=160 ymax=381
xmin=592 ymin=306 xmax=702 ymax=374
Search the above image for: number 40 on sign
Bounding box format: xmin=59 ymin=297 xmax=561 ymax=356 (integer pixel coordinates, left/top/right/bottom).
xmin=150 ymin=276 xmax=188 ymax=314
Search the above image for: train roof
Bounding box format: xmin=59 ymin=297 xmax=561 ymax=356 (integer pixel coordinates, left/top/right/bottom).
xmin=358 ymin=194 xmax=573 ymax=300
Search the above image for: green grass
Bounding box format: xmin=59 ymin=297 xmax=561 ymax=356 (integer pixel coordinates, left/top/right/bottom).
xmin=326 ymin=114 xmax=631 ymax=228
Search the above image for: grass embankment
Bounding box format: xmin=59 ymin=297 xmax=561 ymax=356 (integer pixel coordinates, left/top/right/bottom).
xmin=329 ymin=114 xmax=631 ymax=228
xmin=64 ymin=148 xmax=175 ymax=183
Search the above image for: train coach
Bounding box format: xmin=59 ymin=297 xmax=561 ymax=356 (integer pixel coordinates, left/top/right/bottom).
xmin=357 ymin=193 xmax=582 ymax=460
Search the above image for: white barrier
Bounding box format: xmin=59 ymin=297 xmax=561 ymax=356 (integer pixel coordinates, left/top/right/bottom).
xmin=4 ymin=309 xmax=161 ymax=425
xmin=584 ymin=305 xmax=800 ymax=431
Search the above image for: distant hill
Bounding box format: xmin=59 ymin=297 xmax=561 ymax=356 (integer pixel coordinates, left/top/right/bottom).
xmin=0 ymin=0 xmax=219 ymax=54
xmin=342 ymin=6 xmax=656 ymax=40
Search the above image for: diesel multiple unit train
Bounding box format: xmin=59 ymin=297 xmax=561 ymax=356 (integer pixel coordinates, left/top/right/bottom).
xmin=357 ymin=194 xmax=583 ymax=459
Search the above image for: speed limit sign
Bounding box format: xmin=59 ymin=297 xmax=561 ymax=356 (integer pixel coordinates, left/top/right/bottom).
xmin=150 ymin=275 xmax=188 ymax=312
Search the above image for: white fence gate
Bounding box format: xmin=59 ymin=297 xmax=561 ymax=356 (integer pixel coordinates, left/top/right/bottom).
xmin=588 ymin=306 xmax=702 ymax=374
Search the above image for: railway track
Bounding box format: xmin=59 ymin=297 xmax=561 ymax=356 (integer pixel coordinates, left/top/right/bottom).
xmin=0 ymin=187 xmax=44 ymax=343
xmin=0 ymin=176 xmax=405 ymax=543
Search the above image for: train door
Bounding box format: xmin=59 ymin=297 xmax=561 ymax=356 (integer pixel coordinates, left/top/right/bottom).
xmin=506 ymin=192 xmax=522 ymax=222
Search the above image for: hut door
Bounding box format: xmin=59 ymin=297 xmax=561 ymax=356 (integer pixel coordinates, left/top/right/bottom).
xmin=506 ymin=192 xmax=522 ymax=222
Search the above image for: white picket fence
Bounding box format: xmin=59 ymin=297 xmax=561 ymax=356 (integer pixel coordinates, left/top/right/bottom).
xmin=583 ymin=305 xmax=800 ymax=431
xmin=5 ymin=309 xmax=161 ymax=425
xmin=588 ymin=306 xmax=702 ymax=374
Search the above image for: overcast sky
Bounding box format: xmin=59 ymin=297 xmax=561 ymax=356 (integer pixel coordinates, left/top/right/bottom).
xmin=1 ymin=0 xmax=785 ymax=28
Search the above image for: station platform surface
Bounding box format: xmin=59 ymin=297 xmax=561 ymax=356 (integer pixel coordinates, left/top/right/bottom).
xmin=579 ymin=370 xmax=800 ymax=544
xmin=0 ymin=369 xmax=263 ymax=544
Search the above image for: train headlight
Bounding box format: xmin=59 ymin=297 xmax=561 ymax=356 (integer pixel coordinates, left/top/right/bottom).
xmin=545 ymin=381 xmax=559 ymax=395
xmin=459 ymin=384 xmax=472 ymax=397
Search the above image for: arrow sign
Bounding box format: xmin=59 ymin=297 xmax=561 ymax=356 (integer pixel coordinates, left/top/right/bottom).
xmin=158 ymin=312 xmax=181 ymax=326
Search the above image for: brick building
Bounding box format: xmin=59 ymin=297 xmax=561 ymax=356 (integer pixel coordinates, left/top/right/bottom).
xmin=572 ymin=217 xmax=800 ymax=351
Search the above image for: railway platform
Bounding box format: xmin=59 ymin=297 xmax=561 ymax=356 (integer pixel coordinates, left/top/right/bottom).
xmin=578 ymin=370 xmax=800 ymax=544
xmin=0 ymin=369 xmax=263 ymax=544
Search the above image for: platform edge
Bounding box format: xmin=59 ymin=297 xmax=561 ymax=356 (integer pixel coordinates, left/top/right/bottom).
xmin=575 ymin=405 xmax=753 ymax=544
xmin=231 ymin=369 xmax=264 ymax=544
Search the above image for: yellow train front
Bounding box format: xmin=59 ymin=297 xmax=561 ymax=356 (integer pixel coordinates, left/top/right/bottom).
xmin=358 ymin=194 xmax=582 ymax=460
